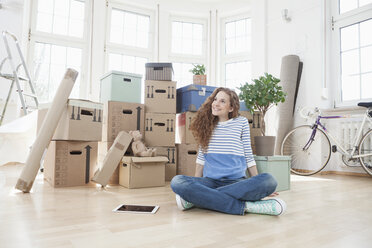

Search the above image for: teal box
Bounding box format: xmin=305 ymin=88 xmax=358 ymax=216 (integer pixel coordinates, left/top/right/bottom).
xmin=252 ymin=155 xmax=291 ymax=192
xmin=100 ymin=70 xmax=142 ymax=103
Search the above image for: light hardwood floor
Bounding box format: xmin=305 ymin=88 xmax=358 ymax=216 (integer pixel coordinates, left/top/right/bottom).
xmin=1 ymin=164 xmax=372 ymax=248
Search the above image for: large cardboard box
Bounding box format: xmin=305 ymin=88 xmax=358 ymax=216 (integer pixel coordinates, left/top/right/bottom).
xmin=119 ymin=156 xmax=168 ymax=188
xmin=251 ymin=156 xmax=291 ymax=192
xmin=100 ymin=70 xmax=142 ymax=103
xmin=176 ymin=144 xmax=198 ymax=176
xmin=145 ymin=63 xmax=173 ymax=81
xmin=144 ymin=80 xmax=177 ymax=114
xmin=37 ymin=99 xmax=103 ymax=141
xmin=176 ymin=112 xmax=197 ymax=144
xmin=102 ymin=101 xmax=145 ymax=142
xmin=44 ymin=141 xmax=98 ymax=187
xmin=176 ymin=84 xmax=217 ymax=113
xmin=239 ymin=110 xmax=262 ymax=146
xmin=149 ymin=146 xmax=177 ymax=181
xmin=144 ymin=113 xmax=175 ymax=147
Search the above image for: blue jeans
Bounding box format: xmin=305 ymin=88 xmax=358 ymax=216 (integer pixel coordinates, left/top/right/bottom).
xmin=170 ymin=173 xmax=277 ymax=215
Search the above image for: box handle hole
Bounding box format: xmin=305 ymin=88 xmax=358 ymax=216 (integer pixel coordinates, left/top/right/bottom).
xmin=70 ymin=151 xmax=82 ymax=155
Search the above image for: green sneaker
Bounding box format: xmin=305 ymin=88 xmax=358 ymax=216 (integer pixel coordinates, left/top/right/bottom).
xmin=175 ymin=194 xmax=194 ymax=211
xmin=245 ymin=198 xmax=286 ymax=216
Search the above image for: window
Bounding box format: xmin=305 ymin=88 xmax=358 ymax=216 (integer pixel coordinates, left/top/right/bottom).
xmin=332 ymin=0 xmax=372 ymax=105
xmin=29 ymin=0 xmax=89 ymax=103
xmin=221 ymin=16 xmax=251 ymax=92
xmin=170 ymin=17 xmax=207 ymax=87
xmin=105 ymin=3 xmax=154 ymax=103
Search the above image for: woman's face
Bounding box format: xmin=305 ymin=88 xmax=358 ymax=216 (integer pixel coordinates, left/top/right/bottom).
xmin=211 ymin=91 xmax=233 ymax=121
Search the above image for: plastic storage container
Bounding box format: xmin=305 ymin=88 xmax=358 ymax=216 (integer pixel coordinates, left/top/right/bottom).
xmin=176 ymin=84 xmax=217 ymax=113
xmin=145 ymin=63 xmax=173 ymax=81
xmin=100 ymin=70 xmax=142 ymax=103
xmin=251 ymin=155 xmax=291 ymax=192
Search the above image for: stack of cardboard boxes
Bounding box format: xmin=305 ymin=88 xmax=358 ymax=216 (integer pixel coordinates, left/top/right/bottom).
xmin=176 ymin=84 xmax=217 ymax=176
xmin=99 ymin=71 xmax=144 ymax=185
xmin=38 ymin=99 xmax=103 ymax=187
xmin=144 ymin=63 xmax=177 ymax=181
xmin=238 ymin=102 xmax=262 ymax=154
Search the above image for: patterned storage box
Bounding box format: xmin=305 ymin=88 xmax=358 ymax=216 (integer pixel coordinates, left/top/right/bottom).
xmin=145 ymin=63 xmax=173 ymax=81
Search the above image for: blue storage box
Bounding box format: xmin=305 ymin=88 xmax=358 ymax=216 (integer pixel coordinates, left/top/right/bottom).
xmin=176 ymin=84 xmax=217 ymax=113
xmin=240 ymin=101 xmax=251 ymax=111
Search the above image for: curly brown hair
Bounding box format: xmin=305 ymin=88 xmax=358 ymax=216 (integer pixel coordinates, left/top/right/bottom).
xmin=189 ymin=87 xmax=240 ymax=150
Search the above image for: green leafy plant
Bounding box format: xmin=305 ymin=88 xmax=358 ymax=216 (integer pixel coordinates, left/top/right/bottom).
xmin=189 ymin=64 xmax=206 ymax=75
xmin=238 ymin=73 xmax=286 ymax=136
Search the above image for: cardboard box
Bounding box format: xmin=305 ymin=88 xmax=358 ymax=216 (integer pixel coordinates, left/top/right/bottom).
xmin=145 ymin=63 xmax=173 ymax=81
xmin=95 ymin=133 xmax=133 ymax=186
xmin=100 ymin=70 xmax=142 ymax=103
xmin=38 ymin=99 xmax=103 ymax=141
xmin=176 ymin=144 xmax=198 ymax=176
xmin=239 ymin=111 xmax=262 ymax=145
xmin=176 ymin=84 xmax=217 ymax=113
xmin=119 ymin=156 xmax=168 ymax=188
xmin=252 ymin=156 xmax=291 ymax=192
xmin=102 ymin=101 xmax=145 ymax=142
xmin=144 ymin=80 xmax=177 ymax=114
xmin=176 ymin=112 xmax=197 ymax=144
xmin=149 ymin=146 xmax=177 ymax=181
xmin=44 ymin=141 xmax=98 ymax=187
xmin=144 ymin=113 xmax=175 ymax=147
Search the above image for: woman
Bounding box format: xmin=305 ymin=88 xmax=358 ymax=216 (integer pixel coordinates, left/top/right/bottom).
xmin=170 ymin=87 xmax=286 ymax=216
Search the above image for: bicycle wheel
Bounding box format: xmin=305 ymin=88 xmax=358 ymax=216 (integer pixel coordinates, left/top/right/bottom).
xmin=281 ymin=125 xmax=331 ymax=176
xmin=358 ymin=129 xmax=372 ymax=176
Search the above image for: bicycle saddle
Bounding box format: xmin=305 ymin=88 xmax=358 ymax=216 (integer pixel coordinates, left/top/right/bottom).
xmin=357 ymin=102 xmax=372 ymax=108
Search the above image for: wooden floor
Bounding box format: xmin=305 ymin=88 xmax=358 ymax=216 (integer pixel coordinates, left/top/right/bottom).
xmin=1 ymin=164 xmax=372 ymax=248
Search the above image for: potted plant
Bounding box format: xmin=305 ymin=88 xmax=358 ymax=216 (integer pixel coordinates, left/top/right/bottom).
xmin=238 ymin=73 xmax=286 ymax=156
xmin=190 ymin=64 xmax=206 ymax=85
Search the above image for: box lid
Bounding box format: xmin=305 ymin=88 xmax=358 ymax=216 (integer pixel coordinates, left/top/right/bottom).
xmin=145 ymin=63 xmax=173 ymax=70
xmin=239 ymin=102 xmax=252 ymax=112
xmin=177 ymin=84 xmax=217 ymax=94
xmin=122 ymin=156 xmax=169 ymax=163
xmin=254 ymin=155 xmax=291 ymax=161
xmin=100 ymin=70 xmax=142 ymax=80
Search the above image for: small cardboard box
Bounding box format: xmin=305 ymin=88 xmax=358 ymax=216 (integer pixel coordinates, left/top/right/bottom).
xmin=38 ymin=99 xmax=103 ymax=141
xmin=176 ymin=112 xmax=197 ymax=144
xmin=144 ymin=80 xmax=177 ymax=114
xmin=44 ymin=141 xmax=98 ymax=187
xmin=149 ymin=146 xmax=177 ymax=181
xmin=176 ymin=84 xmax=217 ymax=113
xmin=176 ymin=144 xmax=198 ymax=176
xmin=119 ymin=156 xmax=168 ymax=188
xmin=145 ymin=63 xmax=173 ymax=81
xmin=96 ymin=136 xmax=133 ymax=185
xmin=102 ymin=101 xmax=145 ymax=142
xmin=252 ymin=155 xmax=291 ymax=192
xmin=144 ymin=113 xmax=175 ymax=147
xmin=100 ymin=70 xmax=142 ymax=103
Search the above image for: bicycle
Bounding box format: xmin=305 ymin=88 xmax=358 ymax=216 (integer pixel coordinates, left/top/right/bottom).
xmin=280 ymin=102 xmax=372 ymax=176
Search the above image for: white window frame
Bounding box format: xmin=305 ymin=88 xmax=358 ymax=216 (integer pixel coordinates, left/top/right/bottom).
xmin=104 ymin=2 xmax=155 ymax=72
xmin=220 ymin=13 xmax=251 ymax=88
xmin=331 ymin=0 xmax=372 ymax=107
xmin=27 ymin=0 xmax=92 ymax=101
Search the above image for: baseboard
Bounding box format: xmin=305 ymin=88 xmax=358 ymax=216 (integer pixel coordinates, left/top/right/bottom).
xmin=317 ymin=170 xmax=370 ymax=177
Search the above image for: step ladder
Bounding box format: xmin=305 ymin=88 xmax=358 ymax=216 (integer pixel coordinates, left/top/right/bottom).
xmin=0 ymin=31 xmax=39 ymax=125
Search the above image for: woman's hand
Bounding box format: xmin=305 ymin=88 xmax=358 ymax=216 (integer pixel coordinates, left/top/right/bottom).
xmin=268 ymin=192 xmax=279 ymax=197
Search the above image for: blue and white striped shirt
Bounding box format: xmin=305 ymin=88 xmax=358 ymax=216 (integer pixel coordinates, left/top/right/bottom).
xmin=196 ymin=116 xmax=256 ymax=179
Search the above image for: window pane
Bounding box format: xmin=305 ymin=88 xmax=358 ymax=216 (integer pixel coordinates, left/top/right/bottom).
xmin=173 ymin=62 xmax=193 ymax=88
xmin=361 ymin=46 xmax=372 ymax=73
xmin=341 ymin=50 xmax=360 ymax=75
xmin=342 ymin=75 xmax=360 ymax=101
xmin=339 ymin=0 xmax=358 ymax=14
xmin=340 ymin=24 xmax=359 ymax=51
xmin=360 ymin=0 xmax=372 ymax=7
xmin=361 ymin=73 xmax=372 ymax=99
xmin=360 ymin=19 xmax=372 ymax=47
xmin=225 ymin=18 xmax=251 ymax=54
xmin=36 ymin=0 xmax=85 ymax=38
xmin=171 ymin=21 xmax=204 ymax=55
xmin=33 ymin=42 xmax=81 ymax=102
xmin=225 ymin=61 xmax=251 ymax=94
